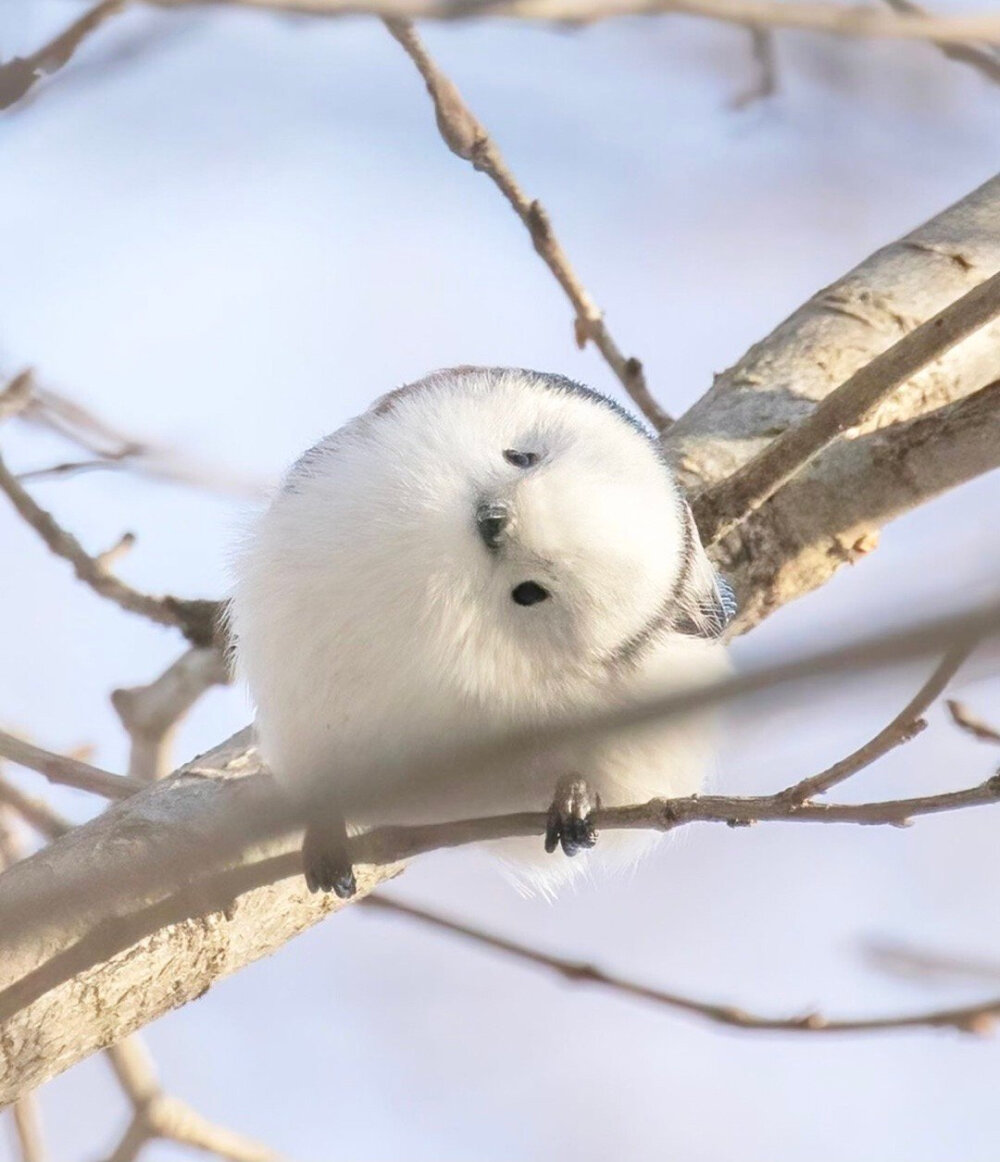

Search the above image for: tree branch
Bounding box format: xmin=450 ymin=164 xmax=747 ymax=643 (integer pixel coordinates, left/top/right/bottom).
xmin=780 ymin=643 xmax=973 ymax=804
xmin=152 ymin=0 xmax=1000 ymax=48
xmin=946 ymin=699 xmax=1000 ymax=744
xmin=0 ymin=1 xmax=129 ymax=113
xmin=1 ymin=596 xmax=999 ymax=1100
xmin=0 ymin=781 xmax=291 ymax=1160
xmin=384 ymin=17 xmax=671 ymax=431
xmin=362 ymin=893 xmax=1000 ymax=1034
xmin=0 ymin=445 xmax=223 ymax=646
xmin=111 ymin=647 xmax=230 ymax=781
xmin=715 ymin=376 xmax=1000 ymax=630
xmin=0 ymin=729 xmax=141 ymax=800
xmin=693 ymin=268 xmax=1000 ymax=545
xmin=101 ymin=1038 xmax=290 ymax=1162
xmin=883 ymin=0 xmax=1000 ymax=86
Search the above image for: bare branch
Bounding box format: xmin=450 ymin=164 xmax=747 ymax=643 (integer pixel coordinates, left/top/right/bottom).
xmin=151 ymin=0 xmax=1000 ymax=48
xmin=4 ymin=372 xmax=267 ymax=498
xmin=0 ymin=814 xmax=48 ymax=1162
xmin=716 ymin=377 xmax=1000 ymax=631
xmin=9 ymin=1092 xmax=46 ymax=1162
xmin=1 ymin=596 xmax=999 ymax=1095
xmin=363 ymin=894 xmax=1000 ymax=1034
xmin=866 ymin=938 xmax=1000 ymax=986
xmin=780 ymin=644 xmax=973 ymax=804
xmin=0 ymin=444 xmax=223 ymax=646
xmin=0 ymin=729 xmax=141 ymax=800
xmin=0 ymin=774 xmax=71 ymax=840
xmin=0 ymin=1 xmax=128 ymax=113
xmin=383 ymin=18 xmax=671 ymax=431
xmin=0 ymin=372 xmax=34 ymax=424
xmin=112 ymin=648 xmax=230 ymax=781
xmin=946 ymin=699 xmax=1000 ymax=744
xmin=694 ymin=268 xmax=1000 ymax=545
xmin=730 ymin=25 xmax=777 ymax=109
xmin=103 ymin=1038 xmax=290 ymax=1162
xmin=883 ymin=0 xmax=1000 ymax=86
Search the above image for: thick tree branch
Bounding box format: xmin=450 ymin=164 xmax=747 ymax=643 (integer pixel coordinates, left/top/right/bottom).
xmin=152 ymin=0 xmax=1000 ymax=47
xmin=883 ymin=0 xmax=1000 ymax=86
xmin=0 ymin=795 xmax=290 ymax=1160
xmin=384 ymin=17 xmax=671 ymax=431
xmin=363 ymin=894 xmax=1000 ymax=1034
xmin=1 ymin=597 xmax=998 ymax=1100
xmin=716 ymin=377 xmax=1000 ymax=630
xmin=693 ymin=268 xmax=1000 ymax=545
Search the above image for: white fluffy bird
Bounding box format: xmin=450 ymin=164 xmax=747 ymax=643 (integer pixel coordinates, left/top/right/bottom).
xmin=230 ymin=367 xmax=734 ymax=897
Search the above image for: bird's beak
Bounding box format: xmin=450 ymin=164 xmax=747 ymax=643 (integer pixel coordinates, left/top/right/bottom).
xmin=476 ymin=501 xmax=511 ymax=550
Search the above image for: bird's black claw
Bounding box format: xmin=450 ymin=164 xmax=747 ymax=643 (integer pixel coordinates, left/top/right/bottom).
xmin=302 ymin=818 xmax=356 ymax=897
xmin=545 ymin=778 xmax=599 ymax=858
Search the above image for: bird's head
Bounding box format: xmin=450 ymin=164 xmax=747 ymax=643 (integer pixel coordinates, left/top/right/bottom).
xmin=268 ymin=367 xmax=734 ymax=698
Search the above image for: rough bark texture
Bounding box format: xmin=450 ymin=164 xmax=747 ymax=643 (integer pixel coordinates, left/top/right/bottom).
xmin=669 ymin=172 xmax=1000 ymax=489
xmin=0 ymin=732 xmax=398 ymax=1105
xmin=1 ymin=175 xmax=999 ymax=1106
xmin=673 ymin=173 xmax=1000 ymax=627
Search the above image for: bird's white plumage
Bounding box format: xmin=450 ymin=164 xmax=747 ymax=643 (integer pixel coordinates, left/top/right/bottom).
xmin=229 ymin=367 xmax=730 ymax=894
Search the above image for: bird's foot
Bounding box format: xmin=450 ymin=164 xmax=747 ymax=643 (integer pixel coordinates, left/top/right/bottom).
xmin=545 ymin=776 xmax=600 ymax=857
xmin=302 ymin=814 xmax=357 ymax=898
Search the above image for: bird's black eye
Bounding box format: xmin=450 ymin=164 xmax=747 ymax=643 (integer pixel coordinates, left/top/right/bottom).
xmin=511 ymin=581 xmax=549 ymax=606
xmin=503 ymin=450 xmax=538 ymax=469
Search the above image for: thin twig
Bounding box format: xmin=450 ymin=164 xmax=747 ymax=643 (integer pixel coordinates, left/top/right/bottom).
xmin=0 ymin=729 xmax=140 ymax=799
xmin=730 ymin=25 xmax=777 ymax=109
xmin=693 ymin=269 xmax=1000 ymax=545
xmin=383 ymin=17 xmax=672 ymax=431
xmin=0 ymin=0 xmax=129 ymax=112
xmin=5 ymin=772 xmax=1000 ymax=1035
xmin=0 ymin=372 xmax=34 ymax=424
xmin=947 ymin=699 xmax=1000 ymax=744
xmin=0 ymin=774 xmax=71 ymax=840
xmin=353 ymin=777 xmax=1000 ymax=869
xmin=780 ymin=644 xmax=973 ymax=804
xmin=883 ymin=0 xmax=1000 ymax=86
xmin=0 ymin=445 xmax=222 ymax=646
xmin=865 ymin=938 xmax=1000 ymax=986
xmin=363 ymin=893 xmax=1000 ymax=1034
